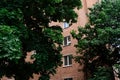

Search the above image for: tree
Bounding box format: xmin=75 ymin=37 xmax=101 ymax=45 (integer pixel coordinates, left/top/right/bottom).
xmin=71 ymin=0 xmax=120 ymax=80
xmin=0 ymin=0 xmax=82 ymax=80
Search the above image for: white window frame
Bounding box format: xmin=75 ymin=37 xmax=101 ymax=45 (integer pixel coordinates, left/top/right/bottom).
xmin=63 ymin=36 xmax=71 ymax=46
xmin=63 ymin=22 xmax=69 ymax=29
xmin=63 ymin=55 xmax=72 ymax=67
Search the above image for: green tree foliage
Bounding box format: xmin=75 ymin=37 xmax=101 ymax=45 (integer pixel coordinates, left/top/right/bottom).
xmin=71 ymin=0 xmax=120 ymax=80
xmin=0 ymin=0 xmax=82 ymax=80
xmin=0 ymin=25 xmax=22 ymax=65
xmin=89 ymin=67 xmax=112 ymax=80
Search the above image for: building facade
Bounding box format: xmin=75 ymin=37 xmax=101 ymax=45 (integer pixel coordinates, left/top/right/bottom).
xmin=50 ymin=0 xmax=99 ymax=80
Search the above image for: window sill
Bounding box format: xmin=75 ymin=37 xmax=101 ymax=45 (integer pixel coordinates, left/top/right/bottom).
xmin=63 ymin=65 xmax=72 ymax=68
xmin=63 ymin=44 xmax=71 ymax=47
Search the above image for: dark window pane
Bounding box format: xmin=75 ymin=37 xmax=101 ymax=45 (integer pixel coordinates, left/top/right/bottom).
xmin=69 ymin=55 xmax=72 ymax=65
xmin=64 ymin=37 xmax=67 ymax=46
xmin=69 ymin=78 xmax=73 ymax=80
xmin=64 ymin=78 xmax=73 ymax=80
xmin=68 ymin=36 xmax=71 ymax=41
xmin=64 ymin=56 xmax=67 ymax=65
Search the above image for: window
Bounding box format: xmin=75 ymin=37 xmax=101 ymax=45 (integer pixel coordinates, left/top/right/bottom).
xmin=63 ymin=36 xmax=71 ymax=46
xmin=63 ymin=55 xmax=72 ymax=66
xmin=64 ymin=78 xmax=73 ymax=80
xmin=63 ymin=22 xmax=69 ymax=28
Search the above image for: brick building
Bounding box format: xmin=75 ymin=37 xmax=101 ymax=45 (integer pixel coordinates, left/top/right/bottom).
xmin=50 ymin=0 xmax=99 ymax=80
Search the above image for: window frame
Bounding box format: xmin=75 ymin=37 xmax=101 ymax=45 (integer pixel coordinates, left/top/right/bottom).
xmin=63 ymin=55 xmax=72 ymax=67
xmin=63 ymin=36 xmax=71 ymax=46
